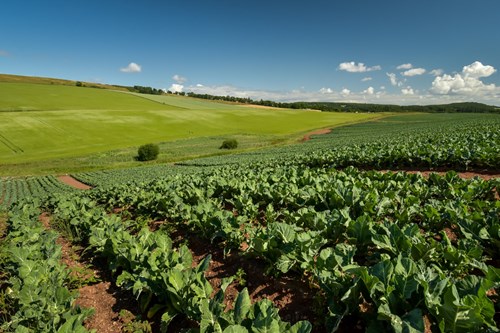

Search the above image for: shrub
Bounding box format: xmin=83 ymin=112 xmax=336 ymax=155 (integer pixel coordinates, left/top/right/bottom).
xmin=220 ymin=139 xmax=238 ymax=150
xmin=137 ymin=143 xmax=159 ymax=161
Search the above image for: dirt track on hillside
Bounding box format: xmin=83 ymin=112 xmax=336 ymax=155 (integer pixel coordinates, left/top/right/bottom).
xmin=58 ymin=175 xmax=92 ymax=190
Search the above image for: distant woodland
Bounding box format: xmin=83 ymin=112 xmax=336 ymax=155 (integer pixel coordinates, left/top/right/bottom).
xmin=135 ymin=85 xmax=499 ymax=113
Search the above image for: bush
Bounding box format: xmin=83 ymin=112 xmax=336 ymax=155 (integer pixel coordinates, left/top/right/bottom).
xmin=220 ymin=139 xmax=238 ymax=150
xmin=137 ymin=143 xmax=159 ymax=161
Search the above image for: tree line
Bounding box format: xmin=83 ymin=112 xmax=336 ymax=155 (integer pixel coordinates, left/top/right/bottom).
xmin=121 ymin=84 xmax=498 ymax=113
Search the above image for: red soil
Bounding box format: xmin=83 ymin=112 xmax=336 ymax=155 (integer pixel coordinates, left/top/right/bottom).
xmin=302 ymin=128 xmax=332 ymax=141
xmin=58 ymin=175 xmax=92 ymax=190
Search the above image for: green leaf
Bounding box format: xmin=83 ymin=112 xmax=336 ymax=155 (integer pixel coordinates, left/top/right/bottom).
xmin=439 ymin=284 xmax=489 ymax=332
xmin=276 ymin=255 xmax=296 ymax=273
xmin=234 ymin=288 xmax=251 ymax=324
xmin=272 ymin=222 xmax=296 ymax=243
xmin=288 ymin=321 xmax=312 ymax=333
xmin=160 ymin=310 xmax=177 ymax=333
xmin=223 ymin=325 xmax=249 ymax=333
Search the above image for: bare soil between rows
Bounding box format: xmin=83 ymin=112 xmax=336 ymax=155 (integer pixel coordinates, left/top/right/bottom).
xmin=58 ymin=175 xmax=92 ymax=190
xmin=39 ymin=213 xmax=141 ymax=333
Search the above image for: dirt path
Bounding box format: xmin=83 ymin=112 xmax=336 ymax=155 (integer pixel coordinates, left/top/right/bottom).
xmin=58 ymin=175 xmax=92 ymax=190
xmin=302 ymin=128 xmax=331 ymax=141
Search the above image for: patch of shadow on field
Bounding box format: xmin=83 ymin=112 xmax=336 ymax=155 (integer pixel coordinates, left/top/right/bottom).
xmin=167 ymin=227 xmax=328 ymax=332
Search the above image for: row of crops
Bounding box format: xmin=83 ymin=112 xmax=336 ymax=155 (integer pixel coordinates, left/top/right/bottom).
xmin=1 ymin=113 xmax=499 ymax=332
xmin=0 ymin=176 xmax=76 ymax=209
xmin=43 ymin=165 xmax=500 ymax=332
xmin=1 ymin=202 xmax=93 ymax=332
xmin=179 ymin=113 xmax=500 ymax=170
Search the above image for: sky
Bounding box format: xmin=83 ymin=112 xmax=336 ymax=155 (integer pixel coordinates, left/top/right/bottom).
xmin=1 ymin=0 xmax=500 ymax=105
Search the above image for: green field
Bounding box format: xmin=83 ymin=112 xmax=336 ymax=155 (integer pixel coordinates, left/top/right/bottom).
xmin=0 ymin=82 xmax=382 ymax=175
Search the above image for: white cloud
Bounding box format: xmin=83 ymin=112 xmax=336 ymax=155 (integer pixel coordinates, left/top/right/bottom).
xmin=319 ymin=87 xmax=334 ymax=94
xmin=120 ymin=62 xmax=141 ymax=73
xmin=386 ymin=72 xmax=404 ymax=87
xmin=431 ymin=61 xmax=497 ymax=96
xmin=172 ymin=74 xmax=187 ymax=84
xmin=185 ymin=83 xmax=499 ymax=106
xmin=431 ymin=73 xmax=495 ymax=95
xmin=196 ymin=84 xmax=204 ymax=87
xmin=338 ymin=61 xmax=381 ymax=73
xmin=361 ymin=77 xmax=372 ymax=82
xmin=169 ymin=84 xmax=184 ymax=93
xmin=363 ymin=86 xmax=375 ymax=95
xmin=401 ymin=86 xmax=415 ymax=95
xmin=429 ymin=69 xmax=443 ymax=76
xmin=397 ymin=63 xmax=413 ymax=70
xmin=462 ymin=61 xmax=496 ymax=78
xmin=402 ymin=68 xmax=426 ymax=76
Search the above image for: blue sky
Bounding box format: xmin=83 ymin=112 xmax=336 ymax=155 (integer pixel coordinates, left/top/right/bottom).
xmin=1 ymin=0 xmax=499 ymax=105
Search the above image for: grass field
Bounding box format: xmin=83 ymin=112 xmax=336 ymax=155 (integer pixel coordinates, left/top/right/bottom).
xmin=0 ymin=81 xmax=382 ymax=175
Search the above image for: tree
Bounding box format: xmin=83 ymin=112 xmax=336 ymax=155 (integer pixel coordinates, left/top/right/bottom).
xmin=137 ymin=143 xmax=160 ymax=161
xmin=220 ymin=139 xmax=238 ymax=150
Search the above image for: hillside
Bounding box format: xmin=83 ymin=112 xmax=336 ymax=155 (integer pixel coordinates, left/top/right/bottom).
xmin=0 ymin=78 xmax=380 ymax=174
xmin=0 ymin=73 xmax=130 ymax=91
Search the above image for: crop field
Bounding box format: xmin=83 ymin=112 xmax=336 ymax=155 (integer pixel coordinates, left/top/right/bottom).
xmin=1 ymin=110 xmax=499 ymax=332
xmin=0 ymin=82 xmax=379 ymax=173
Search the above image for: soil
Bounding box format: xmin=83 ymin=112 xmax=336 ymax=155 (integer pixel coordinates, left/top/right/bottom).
xmin=58 ymin=175 xmax=92 ymax=190
xmin=38 ymin=213 xmax=140 ymax=333
xmin=400 ymin=169 xmax=500 ymax=181
xmin=302 ymin=128 xmax=332 ymax=141
xmin=168 ymin=227 xmax=324 ymax=331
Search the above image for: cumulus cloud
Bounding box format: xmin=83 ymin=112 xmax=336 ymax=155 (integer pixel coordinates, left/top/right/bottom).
xmin=319 ymin=87 xmax=334 ymax=94
xmin=401 ymin=86 xmax=415 ymax=95
xmin=402 ymin=68 xmax=426 ymax=76
xmin=431 ymin=74 xmax=496 ymax=95
xmin=169 ymin=84 xmax=184 ymax=93
xmin=341 ymin=88 xmax=351 ymax=96
xmin=397 ymin=63 xmax=413 ymax=70
xmin=363 ymin=86 xmax=375 ymax=95
xmin=431 ymin=61 xmax=497 ymax=95
xmin=338 ymin=62 xmax=381 ymax=73
xmin=184 ymin=83 xmax=498 ymax=106
xmin=120 ymin=62 xmax=141 ymax=73
xmin=386 ymin=73 xmax=404 ymax=87
xmin=462 ymin=61 xmax=496 ymax=78
xmin=361 ymin=77 xmax=372 ymax=82
xmin=429 ymin=69 xmax=443 ymax=76
xmin=172 ymin=74 xmax=187 ymax=83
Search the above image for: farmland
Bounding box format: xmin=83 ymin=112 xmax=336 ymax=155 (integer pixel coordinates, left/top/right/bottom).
xmin=0 ymin=82 xmax=380 ymax=175
xmin=0 ymin=77 xmax=499 ymax=332
xmin=1 ymin=106 xmax=499 ymax=332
